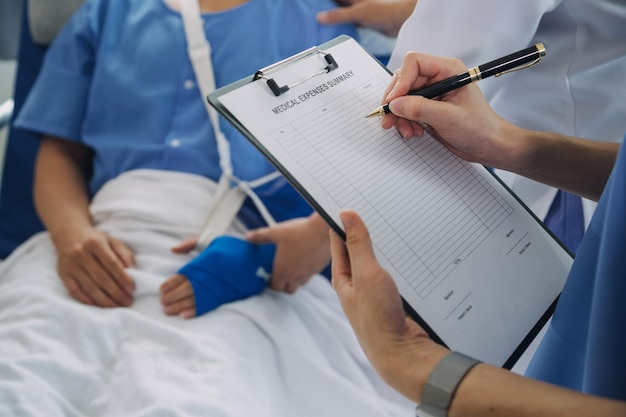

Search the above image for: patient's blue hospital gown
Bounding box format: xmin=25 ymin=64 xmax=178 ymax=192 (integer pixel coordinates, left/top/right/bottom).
xmin=15 ymin=0 xmax=357 ymax=228
xmin=525 ymin=140 xmax=626 ymax=401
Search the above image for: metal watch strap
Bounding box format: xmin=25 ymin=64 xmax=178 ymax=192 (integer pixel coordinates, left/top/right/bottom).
xmin=415 ymin=351 xmax=481 ymax=417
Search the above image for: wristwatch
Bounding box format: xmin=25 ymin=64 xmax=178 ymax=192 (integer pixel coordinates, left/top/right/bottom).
xmin=415 ymin=351 xmax=481 ymax=417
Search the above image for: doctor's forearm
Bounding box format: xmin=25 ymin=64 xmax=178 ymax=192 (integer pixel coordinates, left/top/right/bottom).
xmin=386 ymin=343 xmax=626 ymax=417
xmin=446 ymin=361 xmax=626 ymax=417
xmin=503 ymin=127 xmax=619 ymax=202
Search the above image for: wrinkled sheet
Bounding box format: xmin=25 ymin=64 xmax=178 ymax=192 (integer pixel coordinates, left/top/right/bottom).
xmin=0 ymin=170 xmax=412 ymax=417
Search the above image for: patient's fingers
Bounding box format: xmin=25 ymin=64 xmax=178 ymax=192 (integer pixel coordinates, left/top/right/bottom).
xmin=62 ymin=243 xmax=131 ymax=308
xmin=268 ymin=272 xmax=307 ymax=294
xmin=109 ymin=236 xmax=136 ymax=270
xmin=57 ymin=251 xmax=122 ymax=307
xmin=91 ymin=241 xmax=135 ymax=294
xmin=171 ymin=237 xmax=198 ymax=254
xmin=160 ymin=273 xmax=187 ymax=294
xmin=61 ymin=272 xmax=96 ymax=306
xmin=54 ymin=227 xmax=135 ymax=308
xmin=178 ymin=308 xmax=195 ymax=320
xmin=160 ymin=274 xmax=194 ymax=305
xmin=72 ymin=261 xmax=124 ymax=308
xmin=163 ymin=297 xmax=195 ymax=317
xmin=245 ymin=227 xmax=273 ymax=245
xmin=250 ymin=215 xmax=331 ymax=295
xmin=81 ymin=245 xmax=134 ymax=307
xmin=160 ymin=276 xmax=196 ymax=317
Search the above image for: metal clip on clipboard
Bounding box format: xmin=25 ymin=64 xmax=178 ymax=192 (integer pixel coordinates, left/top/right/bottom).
xmin=254 ymin=47 xmax=338 ymax=97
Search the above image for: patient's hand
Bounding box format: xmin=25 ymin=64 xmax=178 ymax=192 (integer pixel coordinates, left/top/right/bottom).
xmin=161 ymin=237 xmax=198 ymax=318
xmin=160 ymin=274 xmax=196 ymax=319
xmin=170 ymin=236 xmax=198 ymax=254
xmin=316 ymin=0 xmax=417 ymax=38
xmin=246 ymin=213 xmax=331 ymax=294
xmin=55 ymin=226 xmax=136 ymax=308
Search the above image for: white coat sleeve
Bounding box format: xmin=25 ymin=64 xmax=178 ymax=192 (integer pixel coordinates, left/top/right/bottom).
xmin=388 ymin=0 xmax=562 ymax=71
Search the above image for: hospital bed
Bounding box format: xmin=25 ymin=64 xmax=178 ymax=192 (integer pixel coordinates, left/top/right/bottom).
xmin=0 ymin=2 xmax=413 ymax=416
xmin=0 ymin=0 xmax=50 ymax=259
xmin=0 ymin=176 xmax=411 ymax=416
xmin=0 ymin=0 xmax=86 ymax=259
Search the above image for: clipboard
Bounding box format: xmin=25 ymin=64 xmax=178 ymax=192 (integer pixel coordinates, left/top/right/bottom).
xmin=208 ymin=35 xmax=572 ymax=369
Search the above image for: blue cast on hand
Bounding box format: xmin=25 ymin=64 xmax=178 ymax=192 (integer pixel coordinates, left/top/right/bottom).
xmin=179 ymin=236 xmax=276 ymax=316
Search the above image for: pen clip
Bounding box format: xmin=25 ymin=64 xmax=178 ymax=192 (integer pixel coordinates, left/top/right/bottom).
xmin=495 ymin=42 xmax=546 ymax=77
xmin=495 ymin=56 xmax=543 ymax=77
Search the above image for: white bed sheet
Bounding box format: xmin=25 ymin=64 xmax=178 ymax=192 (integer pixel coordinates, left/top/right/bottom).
xmin=0 ymin=170 xmax=412 ymax=417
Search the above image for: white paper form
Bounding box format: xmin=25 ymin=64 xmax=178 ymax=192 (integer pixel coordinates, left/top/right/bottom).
xmin=214 ymin=37 xmax=573 ymax=367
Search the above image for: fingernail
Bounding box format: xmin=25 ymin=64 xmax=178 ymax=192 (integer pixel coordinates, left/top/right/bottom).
xmin=381 ymin=115 xmax=393 ymax=130
xmin=179 ymin=311 xmax=193 ymax=320
xmin=401 ymin=127 xmax=412 ymax=139
xmin=339 ymin=211 xmax=355 ymax=229
xmin=385 ymin=86 xmax=398 ymax=102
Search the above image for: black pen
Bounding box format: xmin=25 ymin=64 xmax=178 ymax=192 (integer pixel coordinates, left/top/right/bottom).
xmin=366 ymin=42 xmax=546 ymax=118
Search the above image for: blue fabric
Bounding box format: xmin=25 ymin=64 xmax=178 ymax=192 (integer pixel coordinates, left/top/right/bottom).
xmin=544 ymin=190 xmax=585 ymax=254
xmin=0 ymin=0 xmax=46 ymax=259
xmin=179 ymin=236 xmax=276 ymax=316
xmin=526 ymin=142 xmax=626 ymax=401
xmin=238 ymin=175 xmax=313 ymax=229
xmin=14 ymin=0 xmax=357 ymax=229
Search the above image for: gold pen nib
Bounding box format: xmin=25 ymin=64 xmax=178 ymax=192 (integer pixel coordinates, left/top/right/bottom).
xmin=365 ymin=106 xmax=385 ymax=118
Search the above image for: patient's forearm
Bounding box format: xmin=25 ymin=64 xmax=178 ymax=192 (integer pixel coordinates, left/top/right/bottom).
xmin=34 ymin=136 xmax=94 ymax=247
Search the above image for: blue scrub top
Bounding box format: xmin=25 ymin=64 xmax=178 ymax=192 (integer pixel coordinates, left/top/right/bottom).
xmin=15 ymin=0 xmax=357 ymax=226
xmin=526 ymin=141 xmax=626 ymax=400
